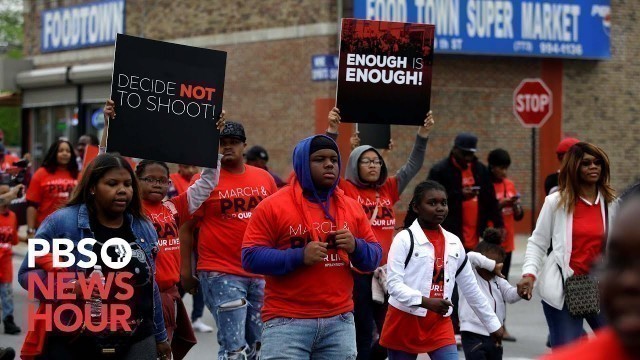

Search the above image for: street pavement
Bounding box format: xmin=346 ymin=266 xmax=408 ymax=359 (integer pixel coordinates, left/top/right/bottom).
xmin=1 ymin=235 xmax=555 ymax=359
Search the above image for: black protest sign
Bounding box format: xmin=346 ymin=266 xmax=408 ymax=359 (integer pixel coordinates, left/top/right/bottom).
xmin=357 ymin=123 xmax=391 ymax=149
xmin=109 ymin=34 xmax=226 ymax=168
xmin=336 ymin=19 xmax=434 ymax=126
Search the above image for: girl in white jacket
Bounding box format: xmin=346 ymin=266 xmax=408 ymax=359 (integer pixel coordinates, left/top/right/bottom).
xmin=380 ymin=180 xmax=504 ymax=360
xmin=459 ymin=228 xmax=526 ymax=360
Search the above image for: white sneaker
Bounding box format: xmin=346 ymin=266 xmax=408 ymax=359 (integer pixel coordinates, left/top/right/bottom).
xmin=192 ymin=318 xmax=214 ymax=333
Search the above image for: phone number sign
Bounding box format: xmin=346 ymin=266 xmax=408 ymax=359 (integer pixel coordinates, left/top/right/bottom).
xmin=354 ymin=0 xmax=611 ymax=60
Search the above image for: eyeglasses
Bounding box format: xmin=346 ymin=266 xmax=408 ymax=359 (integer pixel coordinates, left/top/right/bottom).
xmin=359 ymin=159 xmax=383 ymax=167
xmin=580 ymin=159 xmax=603 ymax=167
xmin=139 ymin=177 xmax=171 ymax=186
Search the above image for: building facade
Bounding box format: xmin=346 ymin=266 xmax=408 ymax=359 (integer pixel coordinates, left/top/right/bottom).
xmin=12 ymin=0 xmax=638 ymax=231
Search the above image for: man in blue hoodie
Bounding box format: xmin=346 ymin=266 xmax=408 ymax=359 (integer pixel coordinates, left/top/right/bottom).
xmin=242 ymin=135 xmax=382 ymax=359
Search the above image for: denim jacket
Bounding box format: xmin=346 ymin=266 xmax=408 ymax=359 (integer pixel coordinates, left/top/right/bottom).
xmin=18 ymin=204 xmax=169 ymax=343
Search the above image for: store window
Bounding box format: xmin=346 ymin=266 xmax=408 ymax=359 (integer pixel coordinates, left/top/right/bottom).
xmin=31 ymin=106 xmax=80 ymax=167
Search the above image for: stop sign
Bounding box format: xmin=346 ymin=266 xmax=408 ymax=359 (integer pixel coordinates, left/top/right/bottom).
xmin=513 ymin=79 xmax=553 ymax=128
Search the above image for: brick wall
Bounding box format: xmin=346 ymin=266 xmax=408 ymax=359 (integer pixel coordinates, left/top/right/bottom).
xmin=23 ymin=0 xmax=337 ymax=56
xmin=563 ymin=0 xmax=640 ymax=193
xmin=22 ymin=0 xmax=638 ymax=230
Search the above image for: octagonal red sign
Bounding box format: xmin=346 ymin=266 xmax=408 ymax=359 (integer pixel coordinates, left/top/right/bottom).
xmin=513 ymin=79 xmax=553 ymax=128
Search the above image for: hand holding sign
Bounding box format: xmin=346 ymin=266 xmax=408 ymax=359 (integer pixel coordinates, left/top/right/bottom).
xmin=217 ymin=110 xmax=227 ymax=131
xmin=417 ymin=111 xmax=435 ymax=138
xmin=327 ymin=107 xmax=341 ymax=134
xmin=350 ymin=131 xmax=360 ymax=150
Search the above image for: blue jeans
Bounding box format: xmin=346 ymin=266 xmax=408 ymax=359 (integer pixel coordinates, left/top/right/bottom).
xmin=387 ymin=344 xmax=458 ymax=360
xmin=0 ymin=283 xmax=14 ymax=320
xmin=461 ymin=331 xmax=502 ymax=360
xmin=542 ymin=300 xmax=606 ymax=348
xmin=260 ymin=313 xmax=357 ymax=360
xmin=199 ymin=271 xmax=265 ymax=360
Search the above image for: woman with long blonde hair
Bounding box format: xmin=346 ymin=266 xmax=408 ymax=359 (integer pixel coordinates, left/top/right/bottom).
xmin=517 ymin=142 xmax=616 ymax=348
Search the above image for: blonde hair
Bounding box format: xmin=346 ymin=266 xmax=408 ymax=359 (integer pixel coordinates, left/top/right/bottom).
xmin=558 ymin=142 xmax=615 ymax=213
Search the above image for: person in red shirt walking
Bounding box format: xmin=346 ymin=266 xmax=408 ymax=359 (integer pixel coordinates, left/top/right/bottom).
xmin=26 ymin=140 xmax=79 ymax=238
xmin=540 ymin=183 xmax=640 ymax=360
xmin=487 ymin=149 xmax=524 ymax=279
xmin=242 ymin=135 xmax=382 ymax=359
xmin=180 ymin=121 xmax=278 ymax=360
xmin=380 ymin=180 xmax=503 ymax=360
xmin=0 ymin=185 xmax=23 ymax=335
xmin=518 ymin=142 xmax=616 ymax=348
xmin=135 ymin=158 xmax=220 ymax=359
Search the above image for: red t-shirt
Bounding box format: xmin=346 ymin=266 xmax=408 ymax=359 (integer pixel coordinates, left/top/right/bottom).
xmin=193 ymin=165 xmax=277 ymax=277
xmin=242 ymin=186 xmax=378 ymax=321
xmin=493 ymin=178 xmax=518 ymax=253
xmin=0 ymin=210 xmax=18 ymax=283
xmin=169 ymin=172 xmax=191 ymax=196
xmin=1 ymin=154 xmax=20 ymax=171
xmin=26 ymin=168 xmax=78 ymax=225
xmin=570 ymin=198 xmax=604 ymax=275
xmin=541 ymin=327 xmax=633 ymax=360
xmin=340 ymin=177 xmax=400 ymax=266
xmin=142 ymin=193 xmax=190 ymax=291
xmin=459 ymin=165 xmax=479 ymax=250
xmin=380 ymin=227 xmax=455 ymax=353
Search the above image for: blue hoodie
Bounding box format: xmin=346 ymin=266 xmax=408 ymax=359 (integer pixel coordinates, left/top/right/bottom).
xmin=292 ymin=135 xmax=340 ymax=220
xmin=242 ymin=135 xmax=382 ymax=276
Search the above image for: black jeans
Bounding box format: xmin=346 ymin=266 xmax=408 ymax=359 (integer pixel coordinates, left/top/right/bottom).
xmin=461 ymin=331 xmax=503 ymax=360
xmin=353 ymin=272 xmax=388 ymax=360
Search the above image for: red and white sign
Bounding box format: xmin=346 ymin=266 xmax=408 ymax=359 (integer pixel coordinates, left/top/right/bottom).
xmin=513 ymin=79 xmax=553 ymax=128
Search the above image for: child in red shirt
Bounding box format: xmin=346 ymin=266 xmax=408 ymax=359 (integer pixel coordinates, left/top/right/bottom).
xmin=242 ymin=135 xmax=382 ymax=359
xmin=135 ymin=158 xmax=219 ymax=351
xmin=0 ymin=185 xmax=21 ymax=335
xmin=380 ymin=180 xmax=503 ymax=360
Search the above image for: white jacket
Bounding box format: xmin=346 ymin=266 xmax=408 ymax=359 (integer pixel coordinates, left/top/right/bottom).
xmin=387 ymin=220 xmax=502 ymax=333
xmin=459 ymin=252 xmax=521 ymax=336
xmin=522 ymin=192 xmax=617 ymax=309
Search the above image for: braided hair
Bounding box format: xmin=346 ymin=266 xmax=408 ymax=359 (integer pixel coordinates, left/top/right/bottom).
xmin=402 ymin=180 xmax=447 ymax=229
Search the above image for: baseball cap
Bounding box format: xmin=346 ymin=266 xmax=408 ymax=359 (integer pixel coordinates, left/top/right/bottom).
xmin=556 ymin=137 xmax=580 ymax=155
xmin=454 ymin=132 xmax=478 ymax=152
xmin=220 ymin=121 xmax=246 ymax=142
xmin=246 ymin=146 xmax=269 ymax=162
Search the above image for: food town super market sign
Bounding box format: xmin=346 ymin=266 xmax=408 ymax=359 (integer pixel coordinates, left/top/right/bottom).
xmin=354 ymin=0 xmax=611 ymax=59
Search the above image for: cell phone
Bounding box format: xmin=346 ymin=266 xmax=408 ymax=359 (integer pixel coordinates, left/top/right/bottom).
xmin=470 ymin=186 xmax=481 ymax=191
xmin=511 ymin=193 xmax=521 ymax=200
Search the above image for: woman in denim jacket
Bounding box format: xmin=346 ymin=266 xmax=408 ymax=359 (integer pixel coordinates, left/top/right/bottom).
xmin=18 ymin=153 xmax=171 ymax=360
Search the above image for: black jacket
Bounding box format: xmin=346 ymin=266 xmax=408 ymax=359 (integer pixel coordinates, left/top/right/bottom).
xmin=427 ymin=155 xmax=504 ymax=247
